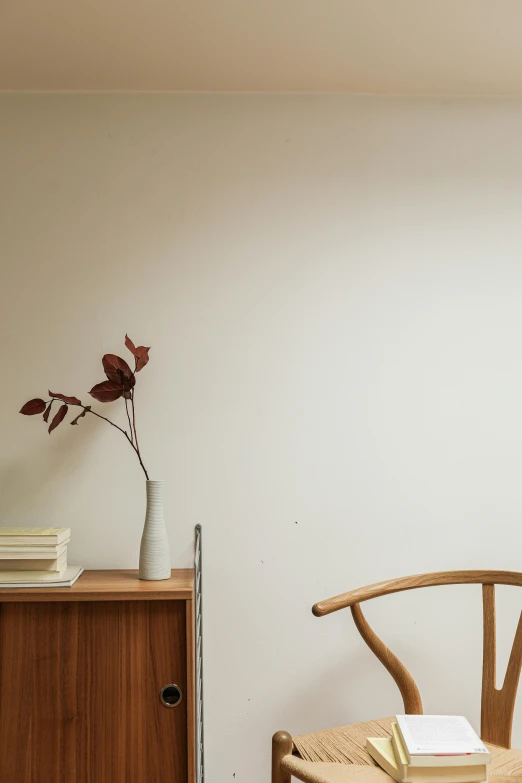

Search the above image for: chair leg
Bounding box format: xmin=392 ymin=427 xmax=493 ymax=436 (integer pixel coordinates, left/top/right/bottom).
xmin=272 ymin=731 xmax=293 ymax=783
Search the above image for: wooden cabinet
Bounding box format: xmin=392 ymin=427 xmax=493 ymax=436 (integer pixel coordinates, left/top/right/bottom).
xmin=0 ymin=570 xmax=195 ymax=783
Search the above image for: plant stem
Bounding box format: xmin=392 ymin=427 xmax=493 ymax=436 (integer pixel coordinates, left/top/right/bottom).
xmin=48 ymin=398 xmax=149 ymax=480
xmin=124 ymin=397 xmax=134 ymax=445
xmin=88 ymin=407 xmax=150 ymax=480
xmin=130 ymin=390 xmax=140 ymax=455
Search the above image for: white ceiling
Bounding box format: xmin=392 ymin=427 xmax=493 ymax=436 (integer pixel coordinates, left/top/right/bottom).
xmin=2 ymin=0 xmax=522 ymax=93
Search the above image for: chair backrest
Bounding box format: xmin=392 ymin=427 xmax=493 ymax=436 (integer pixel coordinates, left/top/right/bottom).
xmin=312 ymin=570 xmax=522 ymax=749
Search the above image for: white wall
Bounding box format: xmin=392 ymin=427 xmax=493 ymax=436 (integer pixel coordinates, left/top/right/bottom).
xmin=2 ymin=93 xmax=522 ymax=782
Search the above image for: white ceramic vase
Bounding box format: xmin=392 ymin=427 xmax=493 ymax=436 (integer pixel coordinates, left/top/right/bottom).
xmin=139 ymin=480 xmax=171 ymax=580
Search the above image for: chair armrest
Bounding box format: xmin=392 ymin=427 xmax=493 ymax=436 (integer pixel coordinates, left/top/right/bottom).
xmin=312 ymin=569 xmax=522 ymax=616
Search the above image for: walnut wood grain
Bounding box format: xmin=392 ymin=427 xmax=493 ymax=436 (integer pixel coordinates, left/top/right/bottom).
xmin=186 ymin=598 xmax=195 ymax=783
xmin=481 ymin=584 xmax=522 ymax=748
xmin=351 ymin=603 xmax=423 ymax=714
xmin=0 ymin=599 xmax=188 ymax=783
xmin=0 ymin=569 xmax=194 ymax=602
xmin=312 ymin=570 xmax=522 ymax=616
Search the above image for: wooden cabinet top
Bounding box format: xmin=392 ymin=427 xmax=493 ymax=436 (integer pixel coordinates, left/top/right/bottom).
xmin=0 ymin=569 xmax=194 ymax=602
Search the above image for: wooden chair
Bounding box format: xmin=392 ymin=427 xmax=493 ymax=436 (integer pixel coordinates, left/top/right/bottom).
xmin=272 ymin=570 xmax=522 ymax=783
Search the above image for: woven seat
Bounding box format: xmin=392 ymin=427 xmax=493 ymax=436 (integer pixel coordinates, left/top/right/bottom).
xmin=293 ymin=717 xmax=394 ymax=765
xmin=271 ymin=571 xmax=522 ymax=783
xmin=283 ymin=751 xmax=522 ymax=783
xmin=282 ymin=758 xmax=390 ymax=783
xmin=280 ymin=717 xmax=522 ymax=783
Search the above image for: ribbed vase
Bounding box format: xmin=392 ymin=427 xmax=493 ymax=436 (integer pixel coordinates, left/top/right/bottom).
xmin=139 ymin=480 xmax=171 ymax=581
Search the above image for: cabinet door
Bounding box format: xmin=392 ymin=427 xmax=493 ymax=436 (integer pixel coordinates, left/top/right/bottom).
xmin=0 ymin=600 xmax=188 ymax=783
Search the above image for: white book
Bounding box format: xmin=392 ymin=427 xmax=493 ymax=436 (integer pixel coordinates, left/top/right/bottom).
xmin=0 ymin=540 xmax=70 ymax=554
xmin=0 ymin=565 xmax=83 ymax=587
xmin=0 ymin=551 xmax=67 ymax=571
xmin=396 ymin=715 xmax=491 ymax=767
xmin=0 ymin=527 xmax=70 ymax=546
xmin=0 ymin=543 xmax=68 ymax=560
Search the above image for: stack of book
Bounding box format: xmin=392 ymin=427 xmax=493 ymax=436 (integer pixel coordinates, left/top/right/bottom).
xmin=367 ymin=715 xmax=490 ymax=783
xmin=0 ymin=527 xmax=83 ymax=587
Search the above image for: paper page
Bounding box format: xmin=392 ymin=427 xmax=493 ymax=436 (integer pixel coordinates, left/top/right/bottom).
xmin=396 ymin=715 xmax=488 ymax=756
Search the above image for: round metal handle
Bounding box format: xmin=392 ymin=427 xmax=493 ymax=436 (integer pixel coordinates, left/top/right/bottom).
xmin=160 ymin=683 xmax=183 ymax=708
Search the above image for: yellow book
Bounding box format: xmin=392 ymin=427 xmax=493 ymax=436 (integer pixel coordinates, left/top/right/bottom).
xmin=0 ymin=542 xmax=69 ymax=555
xmin=0 ymin=527 xmax=70 ymax=546
xmin=0 ymin=543 xmax=68 ymax=560
xmin=0 ymin=568 xmax=67 ymax=582
xmin=368 ymin=734 xmax=488 ymax=783
xmin=388 ymin=724 xmax=488 ymax=783
xmin=0 ymin=550 xmax=67 ymax=571
xmin=367 ymin=737 xmax=402 ymax=782
xmin=0 ymin=565 xmax=83 ymax=587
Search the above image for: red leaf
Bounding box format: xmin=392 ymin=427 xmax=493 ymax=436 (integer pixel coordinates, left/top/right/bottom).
xmin=48 ymin=391 xmax=82 ymax=405
xmin=125 ymin=336 xmax=150 ymax=371
xmin=43 ymin=401 xmax=53 ymax=422
xmin=89 ymin=380 xmax=124 ymax=403
xmin=135 ymin=346 xmax=150 ymax=372
xmin=48 ymin=404 xmax=68 ymax=434
xmin=71 ymin=406 xmax=91 ymax=425
xmin=125 ymin=334 xmax=137 ymax=356
xmin=102 ymin=354 xmax=135 ymax=389
xmin=20 ymin=398 xmax=46 ymax=415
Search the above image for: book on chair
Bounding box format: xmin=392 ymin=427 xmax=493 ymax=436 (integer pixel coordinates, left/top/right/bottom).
xmin=394 ymin=716 xmax=490 ymax=767
xmin=367 ymin=716 xmax=490 ymax=783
